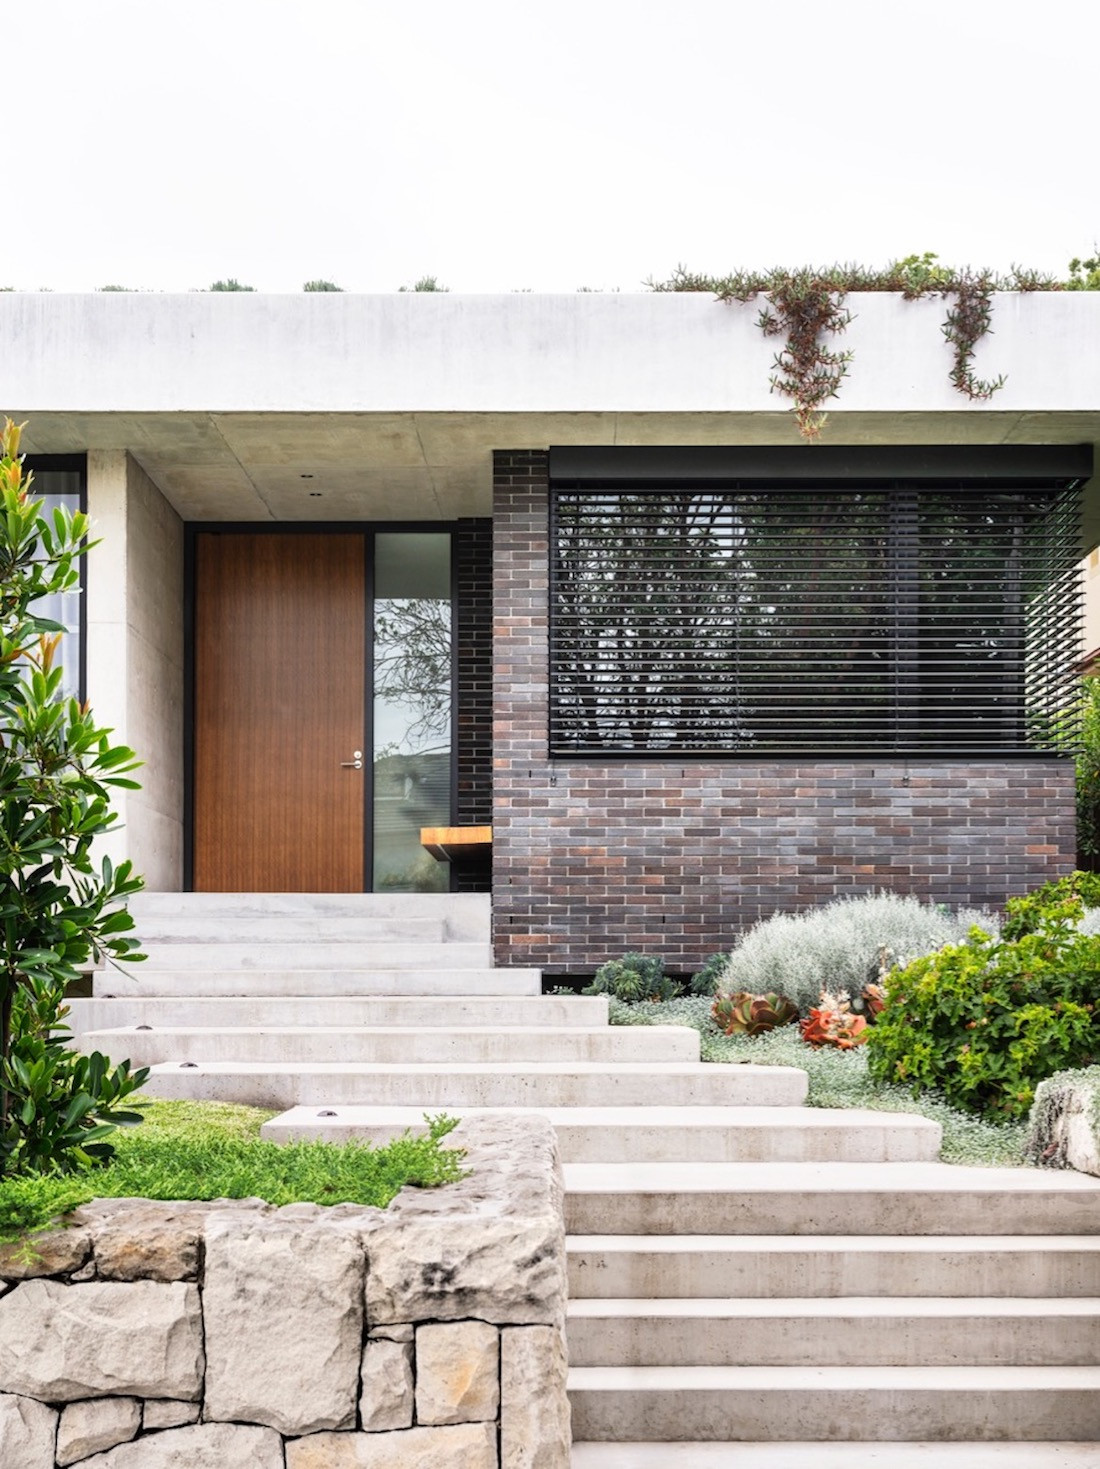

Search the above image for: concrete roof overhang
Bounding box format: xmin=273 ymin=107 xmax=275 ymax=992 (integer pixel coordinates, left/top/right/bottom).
xmin=4 ymin=292 xmax=1100 ymax=543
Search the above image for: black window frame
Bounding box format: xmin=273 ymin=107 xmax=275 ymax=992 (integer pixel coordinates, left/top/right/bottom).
xmin=547 ymin=446 xmax=1090 ymax=760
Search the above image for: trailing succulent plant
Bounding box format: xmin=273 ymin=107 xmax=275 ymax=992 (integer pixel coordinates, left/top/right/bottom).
xmin=584 ymin=953 xmax=683 ymax=1004
xmin=712 ymin=991 xmax=799 ymax=1038
xmin=800 ymin=991 xmax=869 ymax=1050
xmin=689 ymin=953 xmax=729 ymax=998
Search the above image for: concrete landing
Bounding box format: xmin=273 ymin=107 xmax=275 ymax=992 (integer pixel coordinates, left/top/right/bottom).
xmin=144 ymin=1060 xmax=810 ymax=1111
xmin=262 ymin=1104 xmax=942 ymax=1163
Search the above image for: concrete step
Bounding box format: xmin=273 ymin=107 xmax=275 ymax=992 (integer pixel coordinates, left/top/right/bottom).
xmin=132 ymin=915 xmax=448 ymax=944
xmin=92 ymin=968 xmax=544 ymax=998
xmin=570 ymin=1442 xmax=1100 ymax=1466
xmin=130 ymin=890 xmax=489 ymax=925
xmin=138 ymin=941 xmax=492 ymax=970
xmin=129 ymin=893 xmax=489 ymax=942
xmin=83 ymin=1024 xmax=700 ymax=1067
xmin=143 ymin=1060 xmax=809 ymax=1111
xmin=567 ymin=1234 xmax=1100 ymax=1299
xmin=566 ymin=1297 xmax=1100 ymax=1367
xmin=262 ymin=1105 xmax=941 ymax=1164
xmin=66 ymin=995 xmax=609 ymax=1037
xmin=567 ymin=1364 xmax=1100 ymax=1441
xmin=563 ymin=1162 xmax=1100 ymax=1236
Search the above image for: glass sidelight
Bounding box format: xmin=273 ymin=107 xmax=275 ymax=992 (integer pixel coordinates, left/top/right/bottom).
xmin=371 ymin=532 xmax=452 ymax=892
xmin=29 ymin=467 xmax=85 ymax=705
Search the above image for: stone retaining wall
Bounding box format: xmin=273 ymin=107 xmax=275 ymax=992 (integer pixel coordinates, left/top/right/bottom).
xmin=0 ymin=1116 xmax=569 ymax=1468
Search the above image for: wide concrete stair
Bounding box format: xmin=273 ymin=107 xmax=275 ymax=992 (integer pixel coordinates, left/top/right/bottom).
xmin=565 ymin=1161 xmax=1100 ymax=1463
xmin=75 ymin=893 xmax=806 ymax=1113
xmin=70 ymin=892 xmax=1100 ymax=1465
xmin=88 ymin=891 xmax=538 ymax=999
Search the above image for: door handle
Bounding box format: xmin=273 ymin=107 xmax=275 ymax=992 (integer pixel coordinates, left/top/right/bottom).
xmin=341 ymin=750 xmax=363 ymax=770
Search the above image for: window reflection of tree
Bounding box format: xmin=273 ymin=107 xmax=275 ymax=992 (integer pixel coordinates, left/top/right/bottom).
xmin=374 ymin=598 xmax=450 ymax=756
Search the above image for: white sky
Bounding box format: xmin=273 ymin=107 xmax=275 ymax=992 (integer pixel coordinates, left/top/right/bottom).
xmin=7 ymin=0 xmax=1099 ymax=293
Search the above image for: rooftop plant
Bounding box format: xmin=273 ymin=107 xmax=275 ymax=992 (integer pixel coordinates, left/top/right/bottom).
xmin=648 ymin=252 xmax=1072 ymax=438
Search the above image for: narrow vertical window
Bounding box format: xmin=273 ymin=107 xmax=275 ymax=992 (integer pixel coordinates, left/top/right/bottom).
xmin=26 ymin=462 xmax=85 ymax=704
xmin=372 ymin=532 xmax=453 ymax=891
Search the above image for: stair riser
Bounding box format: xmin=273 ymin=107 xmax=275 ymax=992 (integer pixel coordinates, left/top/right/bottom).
xmin=566 ymin=1314 xmax=1100 ymax=1368
xmin=140 ymin=942 xmax=491 ymax=970
xmin=67 ymin=996 xmax=608 ymax=1034
xmin=554 ymin=1124 xmax=938 ymax=1165
xmin=130 ymin=891 xmax=489 ymax=926
xmin=567 ymin=1247 xmax=1100 ymax=1299
xmin=133 ymin=918 xmax=449 ymax=944
xmin=81 ymin=1027 xmax=699 ymax=1066
xmin=568 ymin=1385 xmax=1100 ymax=1442
xmin=565 ymin=1192 xmax=1099 ymax=1237
xmin=144 ymin=1067 xmax=807 ymax=1110
xmin=93 ymin=971 xmax=543 ymax=998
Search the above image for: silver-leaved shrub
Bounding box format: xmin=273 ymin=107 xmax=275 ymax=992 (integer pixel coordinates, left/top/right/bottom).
xmin=719 ymin=891 xmax=999 ymax=1015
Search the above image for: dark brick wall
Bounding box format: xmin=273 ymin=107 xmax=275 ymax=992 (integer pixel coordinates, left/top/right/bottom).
xmin=491 ymin=450 xmax=1077 ymax=973
xmin=453 ymin=518 xmax=493 ymax=893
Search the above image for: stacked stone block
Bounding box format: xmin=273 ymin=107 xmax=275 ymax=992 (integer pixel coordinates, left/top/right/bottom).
xmin=0 ymin=1117 xmax=569 ymax=1468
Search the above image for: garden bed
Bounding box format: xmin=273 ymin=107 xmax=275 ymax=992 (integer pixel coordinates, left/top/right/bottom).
xmin=0 ymin=1111 xmax=571 ymax=1469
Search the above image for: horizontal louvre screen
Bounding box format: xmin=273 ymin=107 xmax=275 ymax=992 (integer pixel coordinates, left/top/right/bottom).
xmin=549 ymin=483 xmax=1082 ymax=756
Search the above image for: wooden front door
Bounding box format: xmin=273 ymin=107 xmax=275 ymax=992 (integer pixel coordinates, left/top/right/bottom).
xmin=193 ymin=533 xmax=367 ymax=891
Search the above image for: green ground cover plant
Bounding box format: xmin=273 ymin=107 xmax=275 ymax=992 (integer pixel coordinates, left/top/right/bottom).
xmin=608 ymin=997 xmax=1027 ymax=1167
xmin=0 ymin=1100 xmax=467 ymax=1244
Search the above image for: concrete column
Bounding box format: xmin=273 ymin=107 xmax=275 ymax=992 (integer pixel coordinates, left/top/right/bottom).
xmin=85 ymin=450 xmax=184 ymax=889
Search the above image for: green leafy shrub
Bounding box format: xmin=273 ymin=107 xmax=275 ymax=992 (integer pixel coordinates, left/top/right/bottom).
xmin=1 ymin=977 xmax=147 ymax=1175
xmin=867 ymin=911 xmax=1100 ymax=1120
xmin=689 ymin=953 xmax=727 ymax=997
xmin=1075 ymin=679 xmax=1100 ymax=867
xmin=0 ymin=419 xmax=146 ymax=1174
xmin=721 ymin=892 xmax=998 ymax=1014
xmin=1001 ymin=871 xmax=1100 ymax=940
xmin=584 ymin=953 xmax=681 ymax=1003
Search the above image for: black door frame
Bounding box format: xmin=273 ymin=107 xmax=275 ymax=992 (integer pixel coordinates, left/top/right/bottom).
xmin=183 ymin=521 xmax=458 ymax=892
